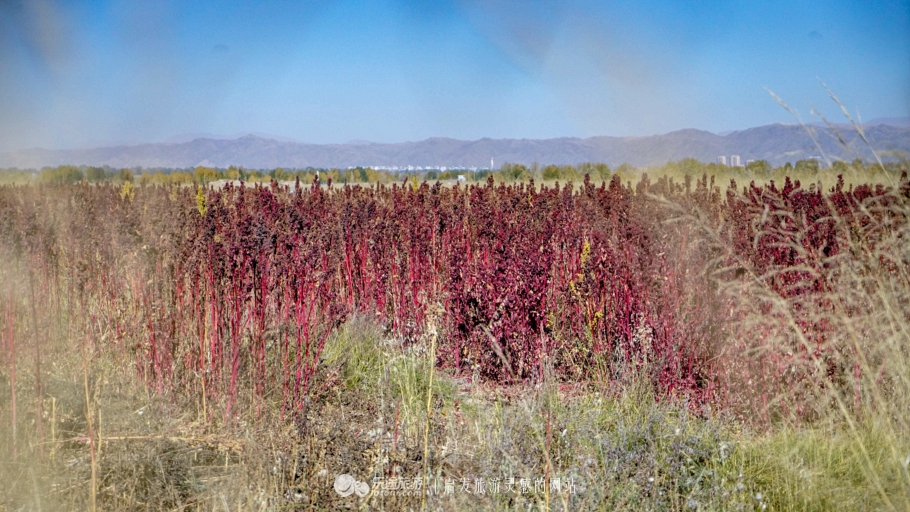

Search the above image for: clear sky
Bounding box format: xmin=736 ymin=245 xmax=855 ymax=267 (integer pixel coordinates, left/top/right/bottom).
xmin=1 ymin=0 xmax=908 ymax=152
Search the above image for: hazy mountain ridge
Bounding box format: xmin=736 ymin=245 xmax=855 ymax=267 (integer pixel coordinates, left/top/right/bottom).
xmin=2 ymin=123 xmax=908 ymax=169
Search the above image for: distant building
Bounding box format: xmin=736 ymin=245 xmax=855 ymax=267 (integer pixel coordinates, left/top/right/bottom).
xmin=457 ymin=175 xmax=467 ymax=183
xmin=730 ymin=155 xmax=741 ymax=167
xmin=717 ymin=156 xmax=727 ymax=166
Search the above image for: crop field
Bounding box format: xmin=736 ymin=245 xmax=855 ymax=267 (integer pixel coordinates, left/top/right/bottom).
xmin=1 ymin=168 xmax=909 ymax=510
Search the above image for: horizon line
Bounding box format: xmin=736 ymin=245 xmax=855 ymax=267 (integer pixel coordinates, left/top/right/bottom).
xmin=4 ymin=117 xmax=909 ymax=153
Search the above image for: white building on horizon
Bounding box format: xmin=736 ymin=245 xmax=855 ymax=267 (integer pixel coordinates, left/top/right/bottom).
xmin=730 ymin=155 xmax=741 ymax=167
xmin=717 ymin=156 xmax=727 ymax=166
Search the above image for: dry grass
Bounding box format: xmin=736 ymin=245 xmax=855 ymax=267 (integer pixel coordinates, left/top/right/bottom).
xmin=3 ymin=299 xmax=908 ymax=510
xmin=0 ymin=313 xmax=744 ymax=510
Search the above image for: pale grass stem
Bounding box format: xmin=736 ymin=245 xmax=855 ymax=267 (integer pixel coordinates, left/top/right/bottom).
xmin=421 ymin=314 xmax=438 ymax=511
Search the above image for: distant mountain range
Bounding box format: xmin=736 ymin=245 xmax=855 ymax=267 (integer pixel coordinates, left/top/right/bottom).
xmin=2 ymin=120 xmax=908 ymax=170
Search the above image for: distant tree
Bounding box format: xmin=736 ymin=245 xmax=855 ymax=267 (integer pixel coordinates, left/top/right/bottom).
xmin=499 ymin=162 xmax=512 ymax=180
xmin=169 ymin=171 xmax=194 ymax=185
xmin=193 ymin=166 xmax=217 ymax=184
xmin=474 ymin=170 xmax=492 ymax=181
xmin=39 ymin=165 xmax=83 ymax=184
xmin=146 ymin=172 xmax=168 ymax=185
xmin=795 ymin=159 xmax=820 ymax=174
xmin=678 ymin=158 xmax=706 ymax=176
xmin=501 ymin=162 xmax=530 ymax=181
xmin=560 ymin=165 xmax=580 ymax=181
xmin=613 ymin=163 xmax=635 ymax=183
xmin=588 ymin=162 xmax=612 ymax=181
xmin=831 ymin=160 xmax=850 ymax=175
xmin=85 ymin=166 xmax=107 ymax=182
xmin=542 ymin=165 xmax=561 ymax=181
xmin=269 ymin=167 xmax=294 ymax=182
xmin=324 ymin=169 xmax=341 ymax=183
xmin=745 ymin=159 xmax=771 ymax=175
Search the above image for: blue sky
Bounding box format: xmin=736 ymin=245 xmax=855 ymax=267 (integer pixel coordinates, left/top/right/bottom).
xmin=1 ymin=0 xmax=908 ymax=151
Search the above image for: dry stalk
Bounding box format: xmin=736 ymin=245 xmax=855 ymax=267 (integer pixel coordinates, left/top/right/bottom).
xmin=421 ymin=309 xmax=439 ymax=511
xmin=82 ymin=354 xmax=97 ymax=512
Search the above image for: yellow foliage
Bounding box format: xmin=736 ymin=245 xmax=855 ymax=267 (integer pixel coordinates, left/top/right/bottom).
xmin=196 ymin=186 xmax=207 ymax=217
xmin=580 ymin=239 xmax=591 ymax=267
xmin=194 ymin=166 xmax=217 ymax=184
xmin=119 ymin=181 xmax=135 ymax=202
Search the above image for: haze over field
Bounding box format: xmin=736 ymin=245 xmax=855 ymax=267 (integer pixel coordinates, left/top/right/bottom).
xmin=1 ymin=122 xmax=909 ymax=169
xmin=1 ymin=0 xmax=908 ymax=155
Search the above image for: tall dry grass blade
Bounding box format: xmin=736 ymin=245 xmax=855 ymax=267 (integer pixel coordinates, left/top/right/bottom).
xmin=819 ymin=78 xmax=890 ymax=180
xmin=765 ymin=87 xmax=833 ymax=167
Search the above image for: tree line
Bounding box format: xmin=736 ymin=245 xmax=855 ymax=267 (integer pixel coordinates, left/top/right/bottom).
xmin=0 ymin=158 xmax=904 ymax=187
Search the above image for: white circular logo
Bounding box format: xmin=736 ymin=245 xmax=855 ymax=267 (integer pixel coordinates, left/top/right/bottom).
xmin=334 ymin=474 xmax=369 ymax=498
xmin=353 ymin=480 xmax=370 ymax=497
